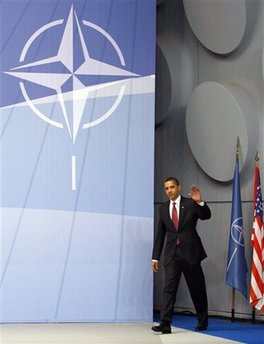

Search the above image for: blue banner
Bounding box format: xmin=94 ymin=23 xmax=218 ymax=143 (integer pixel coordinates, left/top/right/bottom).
xmin=0 ymin=0 xmax=156 ymax=322
xmin=226 ymin=157 xmax=248 ymax=298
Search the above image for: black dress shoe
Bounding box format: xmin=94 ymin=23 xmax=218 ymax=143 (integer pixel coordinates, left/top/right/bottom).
xmin=195 ymin=322 xmax=208 ymax=331
xmin=151 ymin=324 xmax=171 ymax=334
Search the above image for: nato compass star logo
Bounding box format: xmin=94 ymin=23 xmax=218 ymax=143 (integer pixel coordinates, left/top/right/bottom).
xmin=227 ymin=216 xmax=245 ymax=271
xmin=5 ymin=5 xmax=139 ymax=190
xmin=230 ymin=217 xmax=245 ymax=246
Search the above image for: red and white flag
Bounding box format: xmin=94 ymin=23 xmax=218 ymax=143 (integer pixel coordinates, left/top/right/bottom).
xmin=250 ymin=164 xmax=264 ymax=312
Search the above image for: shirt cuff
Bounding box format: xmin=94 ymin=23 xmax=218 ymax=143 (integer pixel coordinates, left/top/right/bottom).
xmin=197 ymin=201 xmax=205 ymax=206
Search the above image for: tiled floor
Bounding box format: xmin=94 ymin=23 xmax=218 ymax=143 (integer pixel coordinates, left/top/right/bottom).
xmin=0 ymin=323 xmax=243 ymax=344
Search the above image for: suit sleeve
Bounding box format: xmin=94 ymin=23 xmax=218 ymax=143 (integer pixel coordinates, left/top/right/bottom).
xmin=152 ymin=206 xmax=167 ymax=261
xmin=196 ymin=202 xmax=211 ymax=220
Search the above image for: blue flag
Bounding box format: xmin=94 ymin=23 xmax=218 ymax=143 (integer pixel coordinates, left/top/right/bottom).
xmin=226 ymin=157 xmax=248 ymax=298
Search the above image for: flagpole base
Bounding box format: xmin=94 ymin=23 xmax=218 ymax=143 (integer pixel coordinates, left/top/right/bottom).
xmin=231 ymin=308 xmax=235 ymax=322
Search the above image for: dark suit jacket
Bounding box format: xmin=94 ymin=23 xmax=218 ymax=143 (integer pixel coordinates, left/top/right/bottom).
xmin=152 ymin=196 xmax=211 ymax=265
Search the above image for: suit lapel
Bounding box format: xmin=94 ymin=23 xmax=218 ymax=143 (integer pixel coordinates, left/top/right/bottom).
xmin=164 ymin=201 xmax=175 ymax=229
xmin=178 ymin=197 xmax=186 ymax=229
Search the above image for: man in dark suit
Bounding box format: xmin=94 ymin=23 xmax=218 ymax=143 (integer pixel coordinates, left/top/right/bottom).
xmin=151 ymin=177 xmax=211 ymax=334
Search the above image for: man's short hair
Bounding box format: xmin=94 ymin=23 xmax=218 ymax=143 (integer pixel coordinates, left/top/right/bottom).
xmin=164 ymin=177 xmax=180 ymax=186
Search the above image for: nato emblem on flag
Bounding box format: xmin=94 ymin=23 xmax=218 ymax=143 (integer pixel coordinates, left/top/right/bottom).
xmin=226 ymin=157 xmax=248 ymax=298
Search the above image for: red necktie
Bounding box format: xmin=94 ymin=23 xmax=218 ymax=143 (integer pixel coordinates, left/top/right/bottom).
xmin=172 ymin=202 xmax=179 ymax=230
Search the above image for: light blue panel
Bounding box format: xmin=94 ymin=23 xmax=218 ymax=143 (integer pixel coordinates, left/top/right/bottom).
xmin=56 ymin=214 xmax=153 ymax=322
xmin=0 ymin=0 xmax=156 ymax=322
xmin=1 ymin=93 xmax=154 ymax=217
xmin=0 ymin=209 xmax=153 ymax=322
xmin=1 ymin=208 xmax=74 ymax=321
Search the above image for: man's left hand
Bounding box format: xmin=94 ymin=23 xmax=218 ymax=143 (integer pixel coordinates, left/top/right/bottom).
xmin=189 ymin=184 xmax=203 ymax=203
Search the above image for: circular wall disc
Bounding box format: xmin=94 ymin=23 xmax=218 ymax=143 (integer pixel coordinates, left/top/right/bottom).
xmin=262 ymin=47 xmax=264 ymax=80
xmin=186 ymin=82 xmax=254 ymax=182
xmin=183 ymin=0 xmax=246 ymax=54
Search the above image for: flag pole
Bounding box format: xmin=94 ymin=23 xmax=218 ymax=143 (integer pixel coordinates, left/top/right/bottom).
xmin=231 ymin=137 xmax=240 ymax=323
xmin=251 ymin=152 xmax=260 ymax=324
xmin=255 ymin=151 xmax=260 ymax=164
xmin=236 ymin=136 xmax=240 ymax=158
xmin=231 ymin=288 xmax=235 ymax=322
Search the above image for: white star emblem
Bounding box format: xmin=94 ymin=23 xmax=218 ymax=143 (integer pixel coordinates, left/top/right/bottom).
xmin=5 ymin=5 xmax=139 ymax=189
xmin=5 ymin=5 xmax=138 ymax=143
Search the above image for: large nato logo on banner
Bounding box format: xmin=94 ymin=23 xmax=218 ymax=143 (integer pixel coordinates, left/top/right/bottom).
xmin=5 ymin=5 xmax=139 ymax=190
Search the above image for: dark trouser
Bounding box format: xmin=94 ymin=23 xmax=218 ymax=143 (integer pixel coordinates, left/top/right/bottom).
xmin=160 ymin=247 xmax=208 ymax=325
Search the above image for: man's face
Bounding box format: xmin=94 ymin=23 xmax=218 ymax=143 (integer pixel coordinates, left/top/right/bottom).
xmin=164 ymin=180 xmax=181 ymax=201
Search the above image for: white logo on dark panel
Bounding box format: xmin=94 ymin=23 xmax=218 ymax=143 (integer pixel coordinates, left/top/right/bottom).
xmin=5 ymin=5 xmax=139 ymax=190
